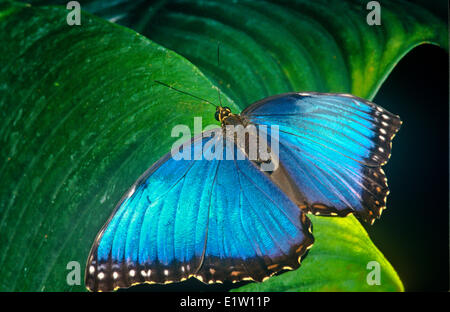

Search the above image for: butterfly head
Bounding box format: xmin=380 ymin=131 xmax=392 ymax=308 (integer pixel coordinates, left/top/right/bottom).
xmin=215 ymin=106 xmax=232 ymax=123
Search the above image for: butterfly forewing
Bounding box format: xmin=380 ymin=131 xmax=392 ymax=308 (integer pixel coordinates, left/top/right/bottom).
xmin=85 ymin=129 xmax=313 ymax=291
xmin=242 ymin=92 xmax=401 ymax=223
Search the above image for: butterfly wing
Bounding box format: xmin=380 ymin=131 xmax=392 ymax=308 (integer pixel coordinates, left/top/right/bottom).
xmin=85 ymin=128 xmax=313 ymax=291
xmin=242 ymin=92 xmax=402 ymax=224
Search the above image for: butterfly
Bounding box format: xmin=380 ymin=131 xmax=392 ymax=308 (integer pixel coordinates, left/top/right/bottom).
xmin=85 ymin=91 xmax=401 ymax=291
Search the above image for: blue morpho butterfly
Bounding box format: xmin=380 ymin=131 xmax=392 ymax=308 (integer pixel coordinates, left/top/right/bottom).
xmin=85 ymin=88 xmax=401 ymax=292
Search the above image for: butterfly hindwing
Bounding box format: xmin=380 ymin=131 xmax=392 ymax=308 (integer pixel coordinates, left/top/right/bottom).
xmin=243 ymin=92 xmax=401 ymax=223
xmin=198 ymin=139 xmax=313 ymax=283
xmin=85 ymin=129 xmax=313 ymax=291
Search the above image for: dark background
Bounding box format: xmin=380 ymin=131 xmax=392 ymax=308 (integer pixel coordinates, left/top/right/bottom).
xmin=124 ymin=44 xmax=449 ymax=292
xmin=367 ymin=44 xmax=449 ymax=292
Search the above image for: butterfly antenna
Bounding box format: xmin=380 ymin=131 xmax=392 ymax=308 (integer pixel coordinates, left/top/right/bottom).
xmin=154 ymin=80 xmax=217 ymax=108
xmin=216 ymin=42 xmax=223 ymax=108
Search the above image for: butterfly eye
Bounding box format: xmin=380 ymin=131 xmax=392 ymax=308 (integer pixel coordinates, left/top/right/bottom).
xmin=215 ymin=111 xmax=220 ymax=121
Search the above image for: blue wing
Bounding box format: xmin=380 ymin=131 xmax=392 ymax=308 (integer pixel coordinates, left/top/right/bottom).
xmin=85 ymin=128 xmax=314 ymax=291
xmin=242 ymin=92 xmax=402 ymax=224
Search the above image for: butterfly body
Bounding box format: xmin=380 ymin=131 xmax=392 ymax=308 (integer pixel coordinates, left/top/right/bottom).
xmin=217 ymin=107 xmax=307 ymax=208
xmin=85 ymin=92 xmax=401 ymax=291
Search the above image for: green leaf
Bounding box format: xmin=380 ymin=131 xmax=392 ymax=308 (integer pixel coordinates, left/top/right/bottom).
xmin=233 ymin=215 xmax=403 ymax=291
xmin=34 ymin=0 xmax=447 ymax=104
xmin=0 ymin=0 xmax=446 ymax=292
xmin=142 ymin=0 xmax=447 ymax=105
xmin=0 ymin=2 xmax=234 ymax=292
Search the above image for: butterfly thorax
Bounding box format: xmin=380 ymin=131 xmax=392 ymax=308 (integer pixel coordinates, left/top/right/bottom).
xmin=213 ymin=106 xmax=243 ymax=125
xmin=216 ymin=107 xmax=265 ymax=162
xmin=214 ymin=106 xmax=309 ymax=209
